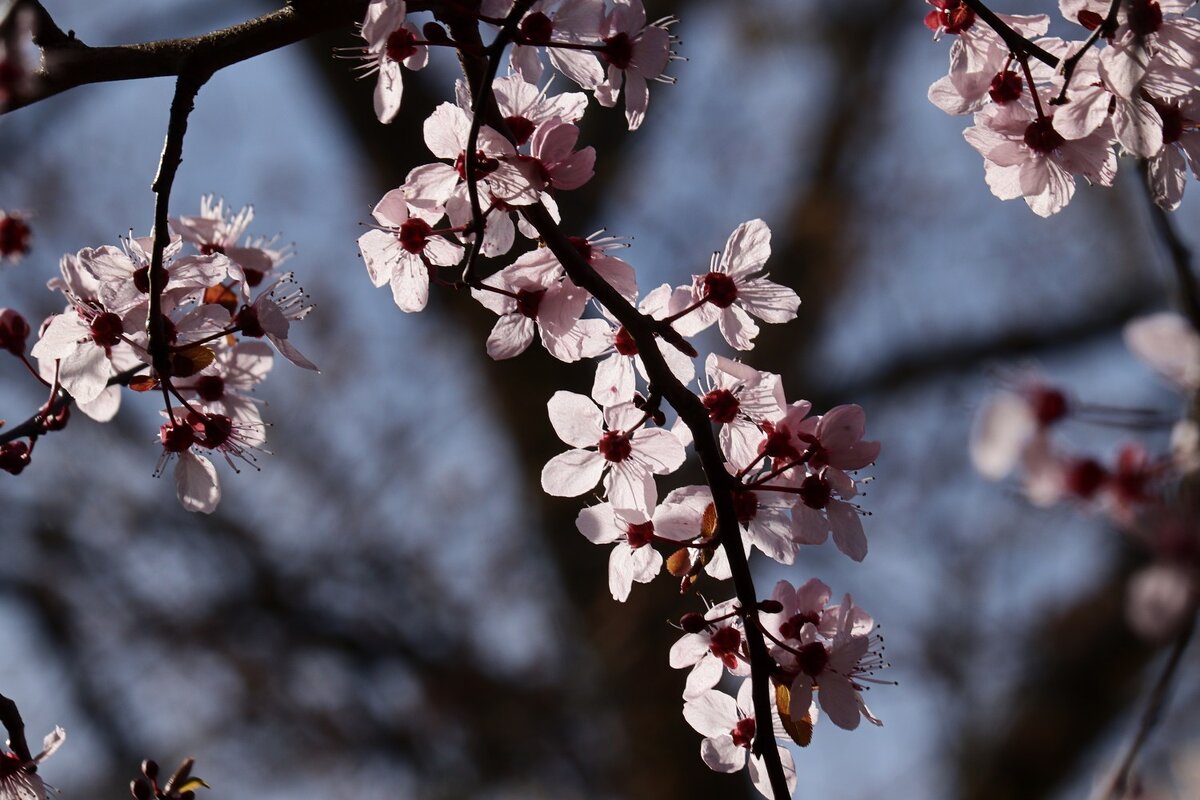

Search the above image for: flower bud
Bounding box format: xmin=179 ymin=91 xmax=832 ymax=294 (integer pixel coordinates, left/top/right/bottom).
xmin=130 ymin=779 xmax=151 ymax=800
xmin=0 ymin=308 xmax=30 ymax=355
xmin=0 ymin=440 xmax=31 ymax=475
xmin=758 ymin=599 xmax=783 ymax=614
xmin=142 ymin=759 xmax=159 ymax=780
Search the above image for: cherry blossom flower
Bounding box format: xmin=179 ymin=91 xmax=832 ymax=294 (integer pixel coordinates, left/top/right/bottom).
xmin=783 ymin=595 xmax=885 ymax=731
xmin=540 ymin=391 xmax=685 ymax=515
xmin=490 ymin=73 xmax=589 ymax=145
xmin=575 ymin=501 xmax=692 ymax=601
xmin=701 ymin=354 xmax=787 ymax=469
xmin=0 ymin=726 xmax=63 ymax=800
xmin=506 ymin=0 xmax=605 ymax=88
xmin=31 ymin=304 xmax=140 ymax=404
xmin=514 ymin=117 xmax=596 ymax=193
xmin=171 ymin=195 xmax=290 ymax=288
xmin=682 ymin=680 xmax=798 ymax=799
xmin=927 ymin=14 xmax=1050 ymax=115
xmin=472 ymin=251 xmax=609 ymax=362
xmin=357 ymin=0 xmax=429 ymax=124
xmin=591 ymin=283 xmax=692 ymax=406
xmin=358 ymin=187 xmax=464 ymax=312
xmin=669 ymin=598 xmax=750 ymax=699
xmin=964 ymin=100 xmax=1117 ymax=217
xmin=156 ymin=416 xmax=221 ymax=514
xmin=234 ymin=273 xmax=318 ymax=371
xmin=593 ymin=0 xmax=678 ymax=130
xmin=672 ymin=219 xmax=800 ymax=350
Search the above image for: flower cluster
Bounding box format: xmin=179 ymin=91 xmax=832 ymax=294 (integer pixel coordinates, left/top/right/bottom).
xmin=10 ymin=198 xmax=314 ymax=513
xmin=345 ymin=4 xmax=883 ymax=793
xmin=971 ymin=313 xmax=1200 ymax=640
xmin=928 ymin=0 xmax=1200 ymax=214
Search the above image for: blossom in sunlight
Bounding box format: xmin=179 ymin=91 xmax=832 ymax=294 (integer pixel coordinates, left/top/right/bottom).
xmin=0 ymin=726 xmax=64 ymax=800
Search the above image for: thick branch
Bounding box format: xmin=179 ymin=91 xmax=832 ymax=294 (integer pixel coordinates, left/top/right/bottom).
xmin=2 ymin=0 xmax=420 ymax=112
xmin=0 ymin=692 xmax=32 ymax=763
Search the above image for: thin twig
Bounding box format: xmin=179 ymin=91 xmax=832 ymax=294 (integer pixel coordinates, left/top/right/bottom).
xmin=1051 ymin=0 xmax=1121 ymax=104
xmin=1106 ymin=610 xmax=1197 ymax=798
xmin=959 ymin=0 xmax=1060 ymax=68
xmin=1138 ymin=159 xmax=1200 ymax=333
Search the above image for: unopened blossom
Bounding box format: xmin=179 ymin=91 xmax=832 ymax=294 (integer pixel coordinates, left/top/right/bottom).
xmin=0 ymin=308 xmax=29 ymax=355
xmin=357 ymin=0 xmax=428 ymax=124
xmin=0 ymin=211 xmax=31 ymax=262
xmin=672 ymin=219 xmax=800 ymax=350
xmin=541 ymin=391 xmax=685 ymax=515
xmin=0 ymin=726 xmax=64 ymax=800
xmin=682 ymin=680 xmax=798 ymax=799
xmin=358 ymin=187 xmax=464 ymax=313
xmin=593 ymin=0 xmax=678 ymax=130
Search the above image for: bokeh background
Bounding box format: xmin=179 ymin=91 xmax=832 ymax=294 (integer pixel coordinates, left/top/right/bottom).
xmin=1 ymin=1 xmax=1199 ymax=798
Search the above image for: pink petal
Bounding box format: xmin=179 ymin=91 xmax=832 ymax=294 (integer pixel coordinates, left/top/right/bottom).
xmin=176 ymin=451 xmax=220 ymax=514
xmin=540 ymin=448 xmax=606 ymax=497
xmin=547 ymin=390 xmax=604 ymax=447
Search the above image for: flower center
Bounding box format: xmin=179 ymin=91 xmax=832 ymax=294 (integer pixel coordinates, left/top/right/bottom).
xmin=568 ymin=235 xmax=593 ymax=262
xmin=796 ymin=640 xmax=829 ymax=677
xmin=159 ymin=420 xmax=195 ymax=453
xmin=89 ymin=311 xmax=124 ymax=348
xmin=516 ymin=288 xmax=545 ymax=319
xmin=1126 ymin=0 xmax=1163 ymax=36
xmin=520 ymin=11 xmax=554 ymax=44
xmin=732 ymin=490 xmax=758 ymax=524
xmin=626 ymin=520 xmax=654 ymax=549
xmin=614 ymin=326 xmax=638 ymax=356
xmin=702 ymin=272 xmax=739 ymax=308
xmin=1065 ymin=458 xmax=1107 ymax=499
xmin=0 ymin=214 xmax=32 ymax=258
xmin=988 ymin=70 xmax=1022 ymax=104
xmin=194 ymin=374 xmax=225 ymax=402
xmin=398 ymin=217 xmax=432 ymax=254
xmin=598 ymin=429 xmax=632 ymax=462
xmin=454 ymin=150 xmax=500 ymax=180
xmin=779 ymin=611 xmax=821 ymax=641
xmin=133 ymin=263 xmax=169 ymax=294
xmin=702 ymin=388 xmax=739 ymax=423
xmin=798 ymin=473 xmax=831 ymax=510
xmin=603 ymin=32 xmax=634 ymax=69
xmin=504 ymin=115 xmax=536 ymax=146
xmin=385 ymin=28 xmax=420 ymax=63
xmin=731 ymin=717 xmax=756 ymax=748
xmin=708 ymin=625 xmax=743 ymax=669
xmin=1029 ymin=386 xmax=1068 ymax=425
xmin=190 ymin=412 xmax=233 ymax=449
xmin=1023 ymin=118 xmax=1064 ymax=154
xmin=235 ymin=306 xmax=265 ymax=338
xmin=1157 ymin=103 xmax=1184 ymax=144
xmin=761 ymin=426 xmax=799 ymax=461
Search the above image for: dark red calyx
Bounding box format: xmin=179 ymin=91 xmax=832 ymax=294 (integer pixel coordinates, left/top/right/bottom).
xmin=1065 ymin=457 xmax=1107 ymax=499
xmin=194 ymin=375 xmax=225 ymax=402
xmin=614 ymin=326 xmax=638 ymax=356
xmin=702 ymin=271 xmax=738 ymax=308
xmin=1024 ymin=117 xmax=1064 ymax=154
xmin=989 ymin=70 xmax=1023 ymax=104
xmin=159 ymin=420 xmax=195 ymax=453
xmin=235 ymin=306 xmax=265 ymax=338
xmin=1127 ymin=0 xmax=1163 ymax=37
xmin=0 ymin=214 xmax=32 ymax=258
xmin=398 ymin=217 xmax=432 ymax=254
xmin=598 ymin=429 xmax=632 ymax=462
xmin=702 ymin=388 xmax=739 ymax=423
xmin=520 ymin=12 xmax=554 ymax=45
xmin=798 ymin=473 xmax=831 ymax=510
xmin=797 ymin=640 xmax=829 ymax=677
xmin=779 ymin=610 xmax=821 ymax=640
xmin=89 ymin=312 xmax=124 ymax=348
xmin=385 ymin=27 xmax=420 ymax=63
xmin=516 ymin=288 xmax=545 ymax=319
xmin=626 ymin=520 xmax=654 ymax=549
xmin=732 ymin=490 xmax=758 ymax=524
xmin=504 ymin=115 xmax=536 ymax=146
xmin=731 ymin=717 xmax=756 ymax=748
xmin=603 ymin=32 xmax=634 ymax=69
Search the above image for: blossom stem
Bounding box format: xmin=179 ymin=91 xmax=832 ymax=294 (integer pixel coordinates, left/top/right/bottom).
xmin=662 ymin=295 xmax=708 ymax=324
xmin=1106 ymin=610 xmax=1197 ymax=798
xmin=170 ymin=327 xmax=239 ymax=351
xmin=18 ymin=353 xmax=50 ymax=386
xmin=1018 ymin=54 xmax=1046 ymax=121
xmin=1050 ymin=0 xmax=1122 ymax=104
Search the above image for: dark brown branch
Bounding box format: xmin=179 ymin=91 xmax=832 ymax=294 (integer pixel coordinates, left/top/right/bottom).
xmin=959 ymin=0 xmax=1060 ymax=68
xmin=1051 ymin=0 xmax=1121 ymax=105
xmin=0 ymin=366 xmax=147 ymax=446
xmin=2 ymin=0 xmax=424 ymax=113
xmin=1138 ymin=160 xmax=1200 ymax=333
xmin=1107 ymin=610 xmax=1197 ymax=798
xmin=0 ymin=692 xmax=32 ymax=763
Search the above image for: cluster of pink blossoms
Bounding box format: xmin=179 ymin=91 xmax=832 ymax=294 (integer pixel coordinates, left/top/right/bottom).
xmin=928 ymin=0 xmax=1200 ymax=214
xmin=348 ymin=2 xmax=886 ymax=792
xmin=7 ymin=197 xmax=315 ymax=513
xmin=971 ymin=312 xmax=1200 ymax=640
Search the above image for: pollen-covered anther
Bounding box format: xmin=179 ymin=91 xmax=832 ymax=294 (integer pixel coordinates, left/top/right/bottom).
xmin=598 ymin=429 xmax=632 ymax=462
